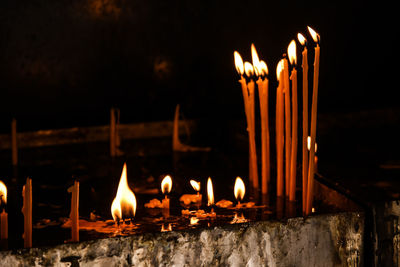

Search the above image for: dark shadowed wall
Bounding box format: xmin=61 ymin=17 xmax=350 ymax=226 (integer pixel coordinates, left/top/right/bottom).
xmin=0 ymin=0 xmax=397 ymax=132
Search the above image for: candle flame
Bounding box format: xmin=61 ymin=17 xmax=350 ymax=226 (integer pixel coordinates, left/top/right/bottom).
xmin=307 ymin=136 xmax=318 ymax=152
xmin=276 ymin=59 xmax=284 ymax=81
xmin=259 ymin=60 xmax=268 ymax=76
xmin=190 ymin=217 xmax=199 ymax=225
xmin=244 ymin=62 xmax=254 ymax=77
xmin=161 ymin=175 xmax=173 ymax=194
xmin=0 ymin=180 xmax=7 ymax=205
xmin=288 ymin=40 xmax=297 ymax=66
xmin=307 ymin=26 xmax=320 ymax=43
xmin=297 ymin=33 xmax=306 ymax=46
xmin=234 ymin=177 xmax=245 ymax=201
xmin=111 ymin=163 xmax=137 ymax=222
xmin=207 ymin=177 xmax=214 ymax=206
xmin=251 ymin=44 xmax=260 ymax=76
xmin=190 ymin=180 xmax=200 ymax=192
xmin=234 ymin=51 xmax=244 ymax=75
xmin=161 ymin=223 xmax=172 ymax=232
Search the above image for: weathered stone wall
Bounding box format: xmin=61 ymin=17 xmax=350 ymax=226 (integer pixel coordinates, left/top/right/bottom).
xmin=0 ymin=212 xmax=363 ymax=266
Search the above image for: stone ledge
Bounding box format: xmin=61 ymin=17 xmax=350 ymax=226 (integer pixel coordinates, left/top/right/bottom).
xmin=0 ymin=212 xmax=364 ymax=267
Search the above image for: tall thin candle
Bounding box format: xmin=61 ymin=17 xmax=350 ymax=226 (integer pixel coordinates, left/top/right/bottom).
xmin=276 ymin=60 xmax=285 ymax=197
xmin=22 ymin=178 xmax=32 ymax=248
xmin=283 ymin=58 xmax=291 ymax=198
xmin=298 ymin=33 xmax=309 ymax=214
xmin=288 ymin=40 xmax=298 ymax=202
xmin=234 ymin=52 xmax=255 ymax=190
xmin=306 ymin=26 xmax=320 ymax=215
xmin=252 ymin=44 xmax=270 ymax=196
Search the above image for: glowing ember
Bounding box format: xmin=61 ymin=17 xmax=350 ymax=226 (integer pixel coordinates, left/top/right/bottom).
xmin=0 ymin=181 xmax=7 ymax=204
xmin=234 ymin=177 xmax=245 ymax=202
xmin=161 ymin=223 xmax=172 ymax=232
xmin=190 ymin=180 xmax=200 ymax=192
xmin=307 ymin=136 xmax=317 ymax=152
xmin=307 ymin=26 xmax=320 ymax=43
xmin=207 ymin=177 xmax=214 ymax=206
xmin=161 ymin=175 xmax=173 ymax=194
xmin=297 ymin=33 xmax=306 ymax=46
xmin=111 ymin=163 xmax=137 ymax=222
xmin=288 ymin=40 xmax=297 ymax=66
xmin=234 ymin=51 xmax=244 ymax=75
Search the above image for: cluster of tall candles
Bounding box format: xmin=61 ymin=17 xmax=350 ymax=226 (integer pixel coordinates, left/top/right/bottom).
xmin=234 ymin=26 xmax=320 ymax=215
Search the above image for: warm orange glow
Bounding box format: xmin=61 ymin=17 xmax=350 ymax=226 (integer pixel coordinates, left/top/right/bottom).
xmin=307 ymin=26 xmax=320 ymax=43
xmin=190 ymin=180 xmax=200 ymax=192
xmin=307 ymin=136 xmax=318 ymax=152
xmin=207 ymin=177 xmax=214 ymax=206
xmin=234 ymin=177 xmax=245 ymax=202
xmin=259 ymin=60 xmax=268 ymax=76
xmin=161 ymin=223 xmax=172 ymax=232
xmin=0 ymin=180 xmax=7 ymax=205
xmin=251 ymin=44 xmax=260 ymax=76
xmin=111 ymin=163 xmax=137 ymax=222
xmin=234 ymin=51 xmax=244 ymax=75
xmin=161 ymin=175 xmax=173 ymax=194
xmin=244 ymin=62 xmax=254 ymax=77
xmin=297 ymin=33 xmax=306 ymax=46
xmin=288 ymin=40 xmax=297 ymax=66
xmin=190 ymin=217 xmax=199 ymax=225
xmin=276 ymin=59 xmax=284 ymax=81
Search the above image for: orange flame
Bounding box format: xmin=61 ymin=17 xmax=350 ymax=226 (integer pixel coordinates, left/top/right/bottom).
xmin=297 ymin=33 xmax=306 ymax=46
xmin=190 ymin=180 xmax=200 ymax=192
xmin=207 ymin=177 xmax=214 ymax=206
xmin=111 ymin=163 xmax=137 ymax=222
xmin=244 ymin=62 xmax=254 ymax=77
xmin=259 ymin=60 xmax=268 ymax=76
xmin=161 ymin=175 xmax=173 ymax=194
xmin=307 ymin=26 xmax=320 ymax=43
xmin=234 ymin=51 xmax=244 ymax=75
xmin=0 ymin=180 xmax=7 ymax=205
xmin=251 ymin=44 xmax=260 ymax=76
xmin=276 ymin=59 xmax=284 ymax=81
xmin=234 ymin=177 xmax=245 ymax=201
xmin=307 ymin=136 xmax=318 ymax=153
xmin=288 ymin=40 xmax=297 ymax=66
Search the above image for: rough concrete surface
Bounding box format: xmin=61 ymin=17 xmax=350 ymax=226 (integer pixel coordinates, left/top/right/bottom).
xmin=0 ymin=212 xmax=363 ymax=267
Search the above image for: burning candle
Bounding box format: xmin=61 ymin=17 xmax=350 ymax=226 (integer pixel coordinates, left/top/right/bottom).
xmin=244 ymin=61 xmax=259 ymax=193
xmin=276 ymin=60 xmax=285 ymax=197
xmin=234 ymin=52 xmax=258 ymax=194
xmin=111 ymin=163 xmax=137 ymax=224
xmin=11 ymin=118 xmax=18 ymax=166
xmin=0 ymin=181 xmax=7 ymax=241
xmin=22 ymin=178 xmax=32 ymax=248
xmin=234 ymin=177 xmax=245 ymax=208
xmin=207 ymin=177 xmax=216 ymax=217
xmin=68 ymin=181 xmax=80 ymax=242
xmin=288 ymin=40 xmax=298 ymax=202
xmin=306 ymin=26 xmax=320 ymax=215
xmin=252 ymin=44 xmax=270 ymax=197
xmin=161 ymin=175 xmax=172 ymax=210
xmin=298 ymin=32 xmax=309 ymax=215
xmin=283 ymin=57 xmax=291 ymax=198
xmin=190 ymin=180 xmax=202 ymax=206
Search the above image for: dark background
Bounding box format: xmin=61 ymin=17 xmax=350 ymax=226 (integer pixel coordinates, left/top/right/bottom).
xmin=0 ymin=0 xmax=398 ymax=133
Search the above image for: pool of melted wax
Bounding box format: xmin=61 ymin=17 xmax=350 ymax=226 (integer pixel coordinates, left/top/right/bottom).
xmin=57 ymin=204 xmax=271 ymax=241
